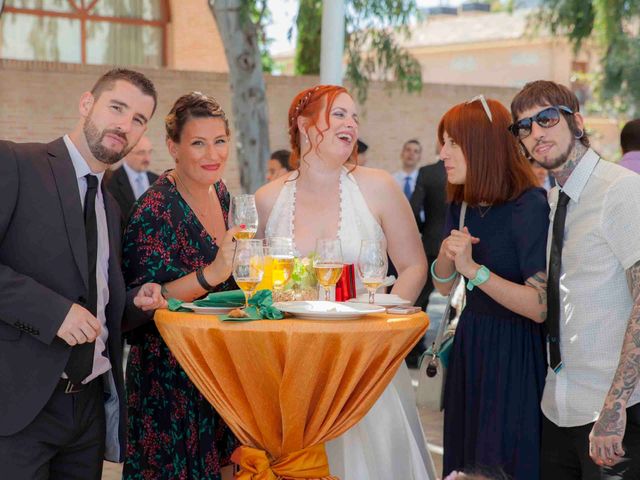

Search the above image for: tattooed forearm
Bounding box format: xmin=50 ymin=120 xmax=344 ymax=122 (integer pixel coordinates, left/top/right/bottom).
xmin=604 ymin=260 xmax=640 ymax=406
xmin=593 ymin=401 xmax=625 ymax=436
xmin=525 ymin=271 xmax=547 ymax=321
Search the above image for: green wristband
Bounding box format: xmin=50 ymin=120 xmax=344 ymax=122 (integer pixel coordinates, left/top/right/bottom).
xmin=430 ymin=259 xmax=458 ymax=283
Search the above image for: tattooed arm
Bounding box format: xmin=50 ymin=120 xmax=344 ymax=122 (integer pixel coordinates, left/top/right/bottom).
xmin=589 ymin=259 xmax=640 ymax=466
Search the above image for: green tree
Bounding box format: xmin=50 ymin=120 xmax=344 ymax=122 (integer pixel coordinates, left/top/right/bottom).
xmin=293 ymin=0 xmax=423 ymax=103
xmin=537 ymin=0 xmax=640 ymax=115
xmin=209 ymin=0 xmax=424 ymax=193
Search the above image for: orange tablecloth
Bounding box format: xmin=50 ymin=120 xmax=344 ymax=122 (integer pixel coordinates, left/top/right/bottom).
xmin=155 ymin=310 xmax=429 ymax=479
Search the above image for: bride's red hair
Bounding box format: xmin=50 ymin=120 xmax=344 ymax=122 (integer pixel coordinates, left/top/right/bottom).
xmin=287 ymin=85 xmax=359 ymax=170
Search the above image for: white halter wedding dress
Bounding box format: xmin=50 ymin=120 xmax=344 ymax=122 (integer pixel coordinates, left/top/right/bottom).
xmin=266 ymin=168 xmax=433 ymax=480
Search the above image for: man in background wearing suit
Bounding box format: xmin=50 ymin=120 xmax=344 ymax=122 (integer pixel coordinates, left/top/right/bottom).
xmin=106 ymin=135 xmax=158 ymax=224
xmin=0 ymin=68 xmax=167 ymax=479
xmin=406 ymin=151 xmax=448 ymax=367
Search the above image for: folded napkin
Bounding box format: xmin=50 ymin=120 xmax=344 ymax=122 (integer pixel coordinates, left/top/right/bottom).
xmin=168 ymin=289 xmax=283 ymax=322
xmin=219 ymin=290 xmax=284 ymax=322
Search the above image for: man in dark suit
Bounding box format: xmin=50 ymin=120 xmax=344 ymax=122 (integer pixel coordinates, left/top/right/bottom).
xmin=411 ymin=157 xmax=448 ymax=311
xmin=106 ymin=135 xmax=158 ymax=225
xmin=0 ymin=69 xmax=167 ymax=479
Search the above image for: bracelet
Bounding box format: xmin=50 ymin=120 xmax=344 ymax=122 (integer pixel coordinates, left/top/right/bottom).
xmin=195 ymin=266 xmax=216 ymax=291
xmin=430 ymin=259 xmax=458 ymax=283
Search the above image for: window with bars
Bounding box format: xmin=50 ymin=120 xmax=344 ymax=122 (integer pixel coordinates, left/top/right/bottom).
xmin=0 ymin=0 xmax=167 ymax=67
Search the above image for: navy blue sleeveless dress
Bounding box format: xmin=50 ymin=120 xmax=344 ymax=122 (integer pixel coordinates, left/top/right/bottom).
xmin=442 ymin=187 xmax=549 ymax=480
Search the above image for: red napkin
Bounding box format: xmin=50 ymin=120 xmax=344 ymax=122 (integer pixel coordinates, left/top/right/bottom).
xmin=335 ymin=264 xmax=356 ymax=302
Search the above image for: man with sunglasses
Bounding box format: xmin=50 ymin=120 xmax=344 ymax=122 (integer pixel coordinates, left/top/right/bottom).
xmin=511 ymin=80 xmax=640 ymax=479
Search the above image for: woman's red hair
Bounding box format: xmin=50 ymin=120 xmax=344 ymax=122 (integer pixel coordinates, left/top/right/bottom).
xmin=438 ymin=98 xmax=538 ymax=206
xmin=287 ymin=85 xmax=359 ymax=170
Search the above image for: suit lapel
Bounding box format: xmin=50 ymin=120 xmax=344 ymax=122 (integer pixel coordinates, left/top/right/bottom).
xmin=47 ymin=138 xmax=89 ymax=291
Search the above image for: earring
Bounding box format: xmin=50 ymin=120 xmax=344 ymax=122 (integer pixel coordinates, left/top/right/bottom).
xmin=304 ymin=135 xmax=309 ymax=144
xmin=575 ymin=129 xmax=584 ymax=139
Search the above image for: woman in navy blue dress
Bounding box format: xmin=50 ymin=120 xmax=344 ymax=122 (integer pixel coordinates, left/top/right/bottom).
xmin=432 ymin=98 xmax=549 ymax=480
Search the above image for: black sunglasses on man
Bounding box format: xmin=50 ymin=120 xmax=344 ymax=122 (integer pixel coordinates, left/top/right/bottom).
xmin=508 ymin=105 xmax=574 ymax=139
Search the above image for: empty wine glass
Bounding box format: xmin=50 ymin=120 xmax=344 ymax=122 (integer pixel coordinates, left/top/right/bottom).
xmin=230 ymin=194 xmax=259 ymax=239
xmin=313 ymin=239 xmax=344 ymax=301
xmin=357 ymin=240 xmax=387 ymax=304
xmin=232 ymin=239 xmax=264 ymax=308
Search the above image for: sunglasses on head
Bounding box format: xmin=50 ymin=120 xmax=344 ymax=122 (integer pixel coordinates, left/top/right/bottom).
xmin=508 ymin=105 xmax=574 ymax=139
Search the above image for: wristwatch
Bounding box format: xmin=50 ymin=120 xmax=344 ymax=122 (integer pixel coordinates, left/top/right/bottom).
xmin=467 ymin=265 xmax=490 ymax=291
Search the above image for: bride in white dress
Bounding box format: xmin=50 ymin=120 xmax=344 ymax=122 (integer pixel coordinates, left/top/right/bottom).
xmin=256 ymin=85 xmax=435 ymax=480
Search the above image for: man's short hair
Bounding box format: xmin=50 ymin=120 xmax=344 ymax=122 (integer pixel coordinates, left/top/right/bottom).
xmin=621 ymin=119 xmax=640 ymax=154
xmin=91 ymin=68 xmax=158 ymax=115
xmin=403 ymin=139 xmax=422 ymax=151
xmin=270 ymin=149 xmax=292 ymax=171
xmin=510 ymin=80 xmax=590 ymax=148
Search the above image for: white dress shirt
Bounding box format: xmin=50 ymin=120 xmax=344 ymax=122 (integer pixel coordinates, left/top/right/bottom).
xmin=63 ymin=135 xmax=111 ymax=383
xmin=392 ymin=168 xmax=419 ymax=196
xmin=542 ymin=148 xmax=640 ymax=427
xmin=122 ymin=160 xmax=150 ymax=200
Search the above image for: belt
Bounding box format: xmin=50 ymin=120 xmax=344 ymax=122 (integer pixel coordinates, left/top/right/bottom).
xmin=57 ymin=377 xmax=96 ymax=394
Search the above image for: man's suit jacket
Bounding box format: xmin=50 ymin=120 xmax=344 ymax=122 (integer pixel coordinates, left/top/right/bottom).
xmin=410 ymin=160 xmax=448 ymax=257
xmin=0 ymin=138 xmax=145 ymax=461
xmin=105 ymin=166 xmax=158 ymax=226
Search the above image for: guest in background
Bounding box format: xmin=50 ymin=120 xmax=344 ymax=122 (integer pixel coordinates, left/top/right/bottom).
xmin=392 ymin=139 xmax=422 ymax=200
xmin=122 ymin=92 xmax=241 ymax=479
xmin=266 ymin=148 xmax=292 ymax=182
xmin=619 ymin=118 xmax=640 ymax=174
xmin=106 ymin=135 xmax=159 ymax=225
xmin=435 ymin=96 xmax=548 ymax=480
xmin=357 ymin=138 xmax=369 ymax=165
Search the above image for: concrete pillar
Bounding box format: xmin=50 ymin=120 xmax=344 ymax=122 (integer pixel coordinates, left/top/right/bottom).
xmin=320 ymin=0 xmax=345 ymax=85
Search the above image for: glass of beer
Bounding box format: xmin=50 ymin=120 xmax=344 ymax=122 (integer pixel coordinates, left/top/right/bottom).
xmin=357 ymin=239 xmax=387 ymax=304
xmin=230 ymin=194 xmax=259 ymax=239
xmin=232 ymin=239 xmax=264 ymax=308
xmin=313 ymin=239 xmax=344 ymax=301
xmin=266 ymin=237 xmax=295 ymax=294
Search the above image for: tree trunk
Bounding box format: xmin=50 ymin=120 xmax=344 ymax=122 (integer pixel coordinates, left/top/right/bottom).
xmin=209 ymin=0 xmax=269 ymax=194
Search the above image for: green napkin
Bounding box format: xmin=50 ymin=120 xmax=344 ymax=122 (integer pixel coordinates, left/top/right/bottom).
xmin=168 ymin=290 xmax=247 ymax=312
xmin=219 ymin=289 xmax=284 ymax=322
xmin=167 ymin=289 xmax=283 ymax=322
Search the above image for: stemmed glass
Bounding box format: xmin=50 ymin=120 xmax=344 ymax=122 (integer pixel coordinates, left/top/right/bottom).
xmin=266 ymin=237 xmax=295 ymax=294
xmin=357 ymin=240 xmax=388 ymax=304
xmin=313 ymin=239 xmax=344 ymax=301
xmin=230 ymin=194 xmax=259 ymax=239
xmin=232 ymin=239 xmax=264 ymax=308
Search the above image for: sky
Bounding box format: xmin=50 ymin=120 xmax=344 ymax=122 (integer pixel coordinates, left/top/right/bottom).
xmin=266 ymin=0 xmax=466 ymax=55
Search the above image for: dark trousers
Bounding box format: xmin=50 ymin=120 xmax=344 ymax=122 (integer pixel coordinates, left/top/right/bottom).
xmin=0 ymin=378 xmax=106 ymax=480
xmin=541 ymin=404 xmax=640 ymax=479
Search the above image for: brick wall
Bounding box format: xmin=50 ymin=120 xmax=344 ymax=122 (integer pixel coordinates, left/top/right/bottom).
xmin=1 ymin=59 xmax=526 ymax=194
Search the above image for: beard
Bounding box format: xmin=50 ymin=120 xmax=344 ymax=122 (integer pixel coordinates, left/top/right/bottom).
xmin=531 ymin=136 xmax=575 ymax=171
xmin=83 ymin=116 xmax=131 ymax=166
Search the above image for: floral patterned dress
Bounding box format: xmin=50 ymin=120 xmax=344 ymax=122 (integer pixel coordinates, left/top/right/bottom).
xmin=122 ymin=172 xmax=239 ymax=480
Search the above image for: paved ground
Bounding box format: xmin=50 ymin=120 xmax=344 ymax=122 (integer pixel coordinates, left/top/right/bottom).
xmin=102 ymin=294 xmax=448 ymax=479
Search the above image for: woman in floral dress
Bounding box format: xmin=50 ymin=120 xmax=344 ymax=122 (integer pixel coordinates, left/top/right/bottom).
xmin=122 ymin=92 xmax=241 ymax=479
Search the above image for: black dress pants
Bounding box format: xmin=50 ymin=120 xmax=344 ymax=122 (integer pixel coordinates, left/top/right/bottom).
xmin=0 ymin=378 xmax=106 ymax=480
xmin=541 ymin=403 xmax=640 ymax=479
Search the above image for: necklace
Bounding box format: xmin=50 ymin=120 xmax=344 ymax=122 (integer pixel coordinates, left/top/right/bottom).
xmin=173 ymin=171 xmax=211 ymax=219
xmin=477 ymin=204 xmax=492 ymax=218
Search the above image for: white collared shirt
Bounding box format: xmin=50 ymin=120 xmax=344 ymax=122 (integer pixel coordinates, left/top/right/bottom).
xmin=122 ymin=160 xmax=149 ymax=200
xmin=542 ymin=148 xmax=640 ymax=427
xmin=63 ymin=135 xmax=111 ymax=383
xmin=392 ymin=168 xmax=419 ymax=196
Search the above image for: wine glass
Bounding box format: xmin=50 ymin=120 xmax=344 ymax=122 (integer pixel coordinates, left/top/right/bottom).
xmin=230 ymin=194 xmax=259 ymax=239
xmin=266 ymin=237 xmax=295 ymax=294
xmin=232 ymin=239 xmax=264 ymax=308
xmin=313 ymin=239 xmax=344 ymax=301
xmin=357 ymin=240 xmax=388 ymax=304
